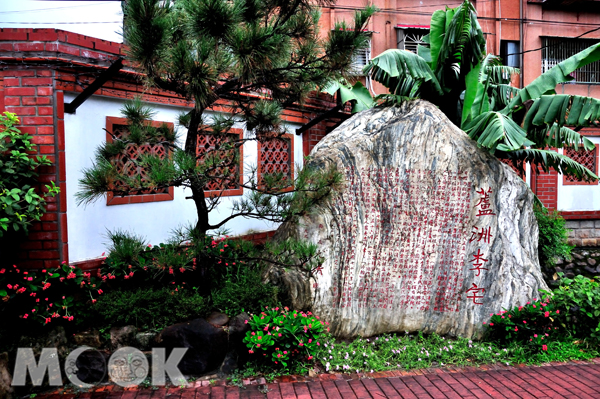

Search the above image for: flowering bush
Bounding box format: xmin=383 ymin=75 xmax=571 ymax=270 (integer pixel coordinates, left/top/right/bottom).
xmin=484 ymin=298 xmax=559 ymax=351
xmin=243 ymin=307 xmax=328 ymax=368
xmin=0 ymin=262 xmax=104 ymax=325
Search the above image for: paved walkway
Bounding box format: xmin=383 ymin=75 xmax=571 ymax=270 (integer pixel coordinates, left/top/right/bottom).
xmin=40 ymin=360 xmax=600 ymax=399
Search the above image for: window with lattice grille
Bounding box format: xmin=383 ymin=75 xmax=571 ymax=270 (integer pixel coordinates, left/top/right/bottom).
xmin=542 ymin=37 xmax=600 ymax=84
xmin=350 ymin=39 xmax=371 ymax=75
xmin=563 ymin=145 xmax=599 ymax=185
xmin=196 ymin=128 xmax=244 ymax=197
xmin=397 ymin=27 xmax=429 ymax=54
xmin=106 ymin=117 xmax=175 ymax=206
xmin=257 ymin=134 xmax=294 ymax=191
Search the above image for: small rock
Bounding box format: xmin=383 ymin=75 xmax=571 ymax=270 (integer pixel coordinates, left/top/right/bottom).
xmin=19 ymin=327 xmax=69 ymax=360
xmin=596 ymin=265 xmax=600 ymax=274
xmin=591 ymin=252 xmax=600 ymax=257
xmin=584 ymin=266 xmax=597 ymax=275
xmin=565 ymin=263 xmax=575 ymax=270
xmin=219 ymin=351 xmax=238 ymax=376
xmin=308 ymin=369 xmax=318 ymax=378
xmin=74 ymin=349 xmax=110 ymax=385
xmin=589 ymin=258 xmax=597 ymax=266
xmin=555 ymin=267 xmax=564 ymax=274
xmin=155 ymin=318 xmax=228 ymax=375
xmin=206 ymin=312 xmax=229 ymax=327
xmin=581 ymin=250 xmax=590 ymax=257
xmin=554 ymin=258 xmax=564 ymax=265
xmin=566 ymin=271 xmax=576 ymax=278
xmin=573 ymin=253 xmax=584 ymax=260
xmin=72 ymin=330 xmax=101 ymax=348
xmin=110 ymin=326 xmax=137 ymax=349
xmin=135 ymin=332 xmax=157 ymax=351
xmin=577 ymin=262 xmax=587 ymax=267
xmin=0 ymin=352 xmax=13 ymax=399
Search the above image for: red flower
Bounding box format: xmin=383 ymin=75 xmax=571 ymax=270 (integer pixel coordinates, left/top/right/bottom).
xmin=542 ymin=345 xmax=547 ymax=351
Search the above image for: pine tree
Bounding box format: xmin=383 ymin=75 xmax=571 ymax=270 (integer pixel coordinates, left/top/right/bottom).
xmin=77 ymin=0 xmax=375 ymax=237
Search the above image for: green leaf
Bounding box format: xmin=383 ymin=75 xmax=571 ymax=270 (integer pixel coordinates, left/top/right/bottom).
xmin=428 ymin=9 xmax=447 ymax=71
xmin=0 ymin=289 xmax=7 ymax=297
xmin=501 ymin=148 xmax=599 ymax=182
xmin=506 ymin=42 xmax=600 ymax=111
xmin=461 ymin=60 xmax=482 ymax=126
xmin=464 ymin=111 xmax=534 ymax=152
xmin=365 ymin=49 xmax=442 ymax=97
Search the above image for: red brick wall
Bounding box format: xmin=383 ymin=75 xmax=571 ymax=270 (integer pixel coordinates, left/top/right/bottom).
xmin=1 ymin=68 xmax=64 ymax=269
xmin=531 ymin=165 xmax=558 ymax=211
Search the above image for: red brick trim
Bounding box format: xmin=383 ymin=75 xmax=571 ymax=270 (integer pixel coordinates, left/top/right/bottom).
xmin=199 ymin=128 xmax=245 ymax=198
xmin=559 ymin=211 xmax=600 ymax=220
xmin=55 ymin=89 xmax=69 ymax=265
xmin=563 ymin=144 xmax=599 ymax=186
xmin=105 ymin=116 xmax=175 ymax=206
xmin=257 ymin=133 xmax=295 ymax=193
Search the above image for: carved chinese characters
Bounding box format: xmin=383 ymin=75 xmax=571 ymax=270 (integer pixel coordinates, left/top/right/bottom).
xmin=328 ymin=167 xmax=470 ymax=312
xmin=271 ymin=101 xmax=548 ymax=338
xmin=466 ymin=188 xmax=497 ymax=305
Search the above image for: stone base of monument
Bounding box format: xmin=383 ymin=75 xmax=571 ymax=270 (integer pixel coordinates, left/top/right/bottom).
xmin=271 ymin=100 xmax=548 ymax=339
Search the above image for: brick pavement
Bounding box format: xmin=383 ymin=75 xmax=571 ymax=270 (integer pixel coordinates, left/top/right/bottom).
xmin=37 ymin=360 xmax=600 ymax=399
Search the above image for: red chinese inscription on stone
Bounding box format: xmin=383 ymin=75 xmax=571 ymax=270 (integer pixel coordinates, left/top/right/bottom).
xmin=327 ymin=168 xmax=471 ymax=311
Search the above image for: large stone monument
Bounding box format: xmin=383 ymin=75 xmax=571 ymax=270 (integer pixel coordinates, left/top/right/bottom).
xmin=272 ymin=100 xmax=548 ymax=339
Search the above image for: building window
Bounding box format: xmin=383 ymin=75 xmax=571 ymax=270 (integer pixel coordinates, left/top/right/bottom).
xmin=196 ymin=128 xmax=244 ymax=197
xmin=351 ymin=39 xmax=371 ymax=75
xmin=500 ymin=40 xmax=520 ymax=68
xmin=106 ymin=117 xmax=175 ymax=206
xmin=257 ymin=134 xmax=294 ymax=191
xmin=397 ymin=26 xmax=429 ymax=53
xmin=542 ymin=37 xmax=600 ymax=83
xmin=563 ymin=145 xmax=599 ymax=185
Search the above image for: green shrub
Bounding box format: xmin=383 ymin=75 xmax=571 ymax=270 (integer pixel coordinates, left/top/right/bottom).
xmin=0 ymin=112 xmax=59 ymax=236
xmin=94 ymin=286 xmax=209 ymax=330
xmin=484 ymin=298 xmax=559 ymax=351
xmin=534 ymin=205 xmax=573 ymax=270
xmin=544 ymin=274 xmax=600 ymax=341
xmin=243 ymin=307 xmax=327 ymax=368
xmin=212 ymin=268 xmax=279 ymax=316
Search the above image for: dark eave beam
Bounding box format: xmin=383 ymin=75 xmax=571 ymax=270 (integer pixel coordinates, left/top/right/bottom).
xmin=64 ymin=57 xmax=124 ymax=114
xmin=295 ymin=103 xmax=346 ymax=135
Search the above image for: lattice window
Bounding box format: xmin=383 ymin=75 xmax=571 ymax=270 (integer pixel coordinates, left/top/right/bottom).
xmin=106 ymin=117 xmax=175 ymax=206
xmin=563 ymin=145 xmax=599 ymax=185
xmin=196 ymin=128 xmax=243 ymax=197
xmin=257 ymin=134 xmax=294 ymax=191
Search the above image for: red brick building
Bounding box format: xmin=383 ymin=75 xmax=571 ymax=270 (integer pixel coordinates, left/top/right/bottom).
xmin=0 ymin=28 xmax=341 ymax=269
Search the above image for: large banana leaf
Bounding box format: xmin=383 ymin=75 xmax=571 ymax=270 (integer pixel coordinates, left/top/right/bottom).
xmin=323 ymin=80 xmax=374 ymax=113
xmin=364 ymin=49 xmax=443 ymax=96
xmin=523 ymin=94 xmax=600 ymax=131
xmin=462 ymin=55 xmax=520 ymax=127
xmin=428 ymin=9 xmax=447 ymax=71
xmin=505 ymin=42 xmax=600 ymax=112
xmin=465 ymin=111 xmax=534 ymax=152
xmin=500 ymin=148 xmax=599 ymax=182
xmin=434 ymin=0 xmax=485 ymax=89
xmin=527 ymin=123 xmax=596 ymax=150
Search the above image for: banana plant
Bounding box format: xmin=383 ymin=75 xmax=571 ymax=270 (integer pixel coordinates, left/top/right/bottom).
xmin=332 ymin=0 xmax=600 ymax=182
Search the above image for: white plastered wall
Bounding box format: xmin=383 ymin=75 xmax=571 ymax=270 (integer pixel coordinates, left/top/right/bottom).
xmin=64 ymin=94 xmax=304 ymax=262
xmin=557 ymin=136 xmax=600 ymax=211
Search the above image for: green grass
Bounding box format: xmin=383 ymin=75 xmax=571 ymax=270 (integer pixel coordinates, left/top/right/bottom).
xmin=231 ymin=332 xmax=599 ymax=381
xmin=313 ymin=332 xmax=599 ymax=374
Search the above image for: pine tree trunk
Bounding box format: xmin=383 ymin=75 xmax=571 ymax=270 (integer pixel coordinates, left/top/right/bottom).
xmin=185 ymin=108 xmax=212 ymax=295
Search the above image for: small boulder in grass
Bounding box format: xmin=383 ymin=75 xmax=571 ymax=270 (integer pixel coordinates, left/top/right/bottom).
xmin=110 ymin=326 xmax=138 ymax=349
xmin=206 ymin=312 xmax=229 ymax=327
xmin=155 ymin=318 xmax=228 ymax=375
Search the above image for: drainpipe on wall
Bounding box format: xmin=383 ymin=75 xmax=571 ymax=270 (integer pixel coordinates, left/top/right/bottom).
xmin=520 ymin=0 xmax=524 ymax=88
